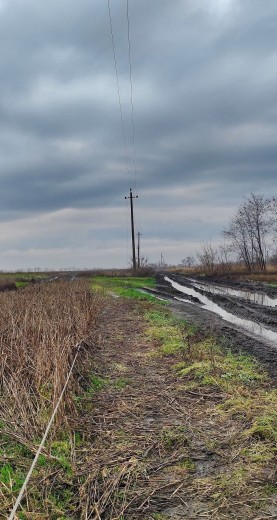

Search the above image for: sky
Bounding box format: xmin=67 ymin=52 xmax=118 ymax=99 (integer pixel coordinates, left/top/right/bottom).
xmin=0 ymin=0 xmax=277 ymax=270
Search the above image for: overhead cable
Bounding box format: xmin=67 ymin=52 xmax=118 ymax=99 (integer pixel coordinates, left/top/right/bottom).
xmin=126 ymin=0 xmax=137 ymax=192
xmin=108 ymin=0 xmax=132 ymax=188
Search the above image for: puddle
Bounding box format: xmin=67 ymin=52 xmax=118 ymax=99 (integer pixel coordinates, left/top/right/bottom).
xmin=139 ymin=289 xmax=168 ymax=302
xmin=188 ymin=279 xmax=277 ymax=308
xmin=165 ymin=277 xmax=277 ymax=343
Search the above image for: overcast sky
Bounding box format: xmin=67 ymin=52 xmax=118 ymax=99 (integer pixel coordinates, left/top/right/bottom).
xmin=0 ymin=0 xmax=276 ymax=269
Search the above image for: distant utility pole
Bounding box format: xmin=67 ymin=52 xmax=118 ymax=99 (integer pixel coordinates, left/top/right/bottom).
xmin=125 ymin=188 xmax=138 ymax=270
xmin=137 ymin=232 xmax=141 ymax=268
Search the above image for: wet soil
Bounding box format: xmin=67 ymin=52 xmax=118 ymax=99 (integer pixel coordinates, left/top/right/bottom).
xmin=145 ymin=273 xmax=277 ymax=381
xmin=211 ymin=275 xmax=277 ymax=296
xmin=79 ymin=298 xmax=276 ymax=519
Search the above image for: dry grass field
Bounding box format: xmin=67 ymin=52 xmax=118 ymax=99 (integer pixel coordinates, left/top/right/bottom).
xmin=0 ymin=279 xmax=106 ymax=516
xmin=1 ymin=275 xmax=277 ymax=518
xmin=171 ymin=264 xmax=277 ymax=283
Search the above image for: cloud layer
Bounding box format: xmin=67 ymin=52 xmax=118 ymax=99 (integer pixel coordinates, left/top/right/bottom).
xmin=0 ymin=0 xmax=276 ymax=268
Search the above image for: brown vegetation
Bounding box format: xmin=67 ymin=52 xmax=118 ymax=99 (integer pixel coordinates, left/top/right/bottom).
xmin=73 ymin=297 xmax=277 ymax=519
xmin=80 ymin=267 xmax=155 ymax=277
xmin=181 ymin=193 xmax=277 ymax=276
xmin=0 ymin=280 xmax=105 ymax=440
xmin=0 ymin=278 xmax=17 ymax=291
xmin=1 ymin=277 xmax=277 ymax=517
xmin=0 ymin=279 xmax=110 ymax=517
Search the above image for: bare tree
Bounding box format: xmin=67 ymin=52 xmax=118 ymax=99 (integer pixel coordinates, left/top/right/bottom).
xmin=270 ymin=196 xmax=277 ymax=236
xmin=181 ymin=256 xmax=196 ymax=267
xmin=197 ymin=242 xmax=218 ymax=273
xmin=224 ymin=194 xmax=272 ymax=271
xmin=224 ymin=212 xmax=253 ymax=270
xmin=269 ymin=248 xmax=277 ymax=265
xmin=139 ymin=255 xmax=149 ymax=268
xmin=217 ymin=242 xmax=234 ymax=272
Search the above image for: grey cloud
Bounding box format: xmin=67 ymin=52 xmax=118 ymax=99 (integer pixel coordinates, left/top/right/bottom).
xmin=0 ymin=0 xmax=276 ymax=267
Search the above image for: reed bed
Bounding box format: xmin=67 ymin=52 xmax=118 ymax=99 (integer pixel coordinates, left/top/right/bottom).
xmin=0 ymin=279 xmax=104 ymax=440
xmin=0 ymin=278 xmax=17 ymax=291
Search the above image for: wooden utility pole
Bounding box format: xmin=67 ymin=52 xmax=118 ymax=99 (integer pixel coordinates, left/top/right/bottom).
xmin=125 ymin=189 xmax=138 ymax=270
xmin=137 ymin=231 xmax=141 ymax=268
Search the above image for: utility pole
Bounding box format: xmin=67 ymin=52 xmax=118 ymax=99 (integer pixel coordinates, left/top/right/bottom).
xmin=137 ymin=232 xmax=141 ymax=268
xmin=125 ymin=188 xmax=138 ymax=270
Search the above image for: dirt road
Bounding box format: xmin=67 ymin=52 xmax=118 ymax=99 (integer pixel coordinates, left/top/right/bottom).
xmin=79 ymin=296 xmax=277 ymax=519
xmin=146 ymin=273 xmax=277 ymax=380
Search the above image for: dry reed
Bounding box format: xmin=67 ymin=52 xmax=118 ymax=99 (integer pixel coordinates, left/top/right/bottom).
xmin=0 ymin=279 xmax=104 ymax=441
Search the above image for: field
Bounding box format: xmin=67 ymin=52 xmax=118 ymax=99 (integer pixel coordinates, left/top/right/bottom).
xmin=91 ymin=275 xmax=156 ymax=299
xmin=1 ymin=274 xmax=277 ymax=518
xmin=0 ymin=279 xmax=106 ymax=517
xmin=171 ymin=264 xmax=277 ymax=284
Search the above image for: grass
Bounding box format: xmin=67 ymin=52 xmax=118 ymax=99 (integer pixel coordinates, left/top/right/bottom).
xmin=0 ymin=279 xmax=106 ymax=516
xmin=145 ymin=309 xmax=195 ymax=354
xmin=1 ymin=274 xmax=277 ymax=518
xmin=75 ymin=280 xmax=277 ymax=517
xmin=114 ymin=377 xmax=130 ymax=389
xmin=91 ymin=275 xmax=159 ymax=301
xmin=147 ymin=304 xmax=277 ymax=507
xmin=161 ymin=426 xmax=188 ymax=449
xmin=0 ymin=430 xmax=79 ymax=515
xmin=87 ymin=278 xmax=277 ymax=516
xmin=176 ymin=349 xmax=265 ymax=389
xmin=156 ymin=306 xmax=270 ymax=393
xmin=15 ymin=281 xmax=28 ymax=288
xmin=89 ymin=375 xmax=108 ymax=393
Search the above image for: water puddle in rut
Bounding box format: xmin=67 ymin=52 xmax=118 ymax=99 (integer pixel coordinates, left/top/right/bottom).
xmin=165 ymin=277 xmax=277 ymax=343
xmin=188 ymin=279 xmax=277 ymax=308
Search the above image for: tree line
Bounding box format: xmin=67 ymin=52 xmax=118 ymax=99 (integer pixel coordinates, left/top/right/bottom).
xmin=182 ymin=193 xmax=277 ymax=272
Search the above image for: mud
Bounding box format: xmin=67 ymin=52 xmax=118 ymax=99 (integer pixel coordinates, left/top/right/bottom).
xmin=86 ymin=297 xmax=277 ymax=520
xmin=196 ymin=273 xmax=277 ymax=297
xmin=144 ymin=273 xmax=277 ymax=380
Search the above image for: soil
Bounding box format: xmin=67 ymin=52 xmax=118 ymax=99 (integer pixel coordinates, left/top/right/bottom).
xmin=78 ymin=297 xmax=277 ymax=519
xmin=144 ymin=273 xmax=277 ymax=381
xmin=193 ymin=273 xmax=277 ymax=297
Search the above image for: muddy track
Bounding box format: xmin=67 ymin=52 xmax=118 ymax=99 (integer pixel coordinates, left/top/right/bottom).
xmin=80 ymin=298 xmax=277 ymax=519
xmin=145 ymin=273 xmax=277 ymax=381
xmin=198 ymin=274 xmax=277 ymax=297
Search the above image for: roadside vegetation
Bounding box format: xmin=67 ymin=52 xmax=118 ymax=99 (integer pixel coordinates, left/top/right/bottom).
xmin=91 ymin=274 xmax=157 ymax=300
xmin=0 ymin=272 xmax=49 ymax=292
xmin=1 ymin=274 xmax=276 ymax=518
xmin=0 ymin=279 xmax=106 ymax=517
xmin=84 ymin=276 xmax=277 ymax=518
xmin=176 ymin=193 xmax=277 ymax=278
xmin=144 ymin=306 xmax=277 ymax=517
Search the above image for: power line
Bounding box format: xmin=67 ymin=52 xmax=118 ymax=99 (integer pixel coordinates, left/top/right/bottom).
xmin=107 ymin=0 xmax=132 ymax=188
xmin=108 ymin=0 xmax=143 ymax=260
xmin=126 ymin=0 xmax=143 ymax=249
xmin=126 ymin=0 xmax=137 ymax=191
